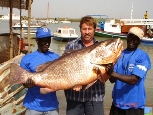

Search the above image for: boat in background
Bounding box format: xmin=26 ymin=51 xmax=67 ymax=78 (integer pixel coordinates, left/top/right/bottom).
xmin=88 ymin=15 xmax=127 ymax=38
xmin=95 ymin=18 xmax=153 ymax=45
xmin=12 ymin=22 xmax=41 ymax=30
xmin=53 ymin=26 xmax=78 ymax=42
xmin=0 ymin=14 xmax=20 ymax=20
xmin=141 ymin=37 xmax=153 ymax=45
xmin=93 ymin=4 xmax=153 ymax=45
xmin=95 ymin=18 xmax=127 ymax=38
xmin=40 ymin=2 xmax=59 ymax=24
xmin=40 ymin=19 xmax=59 ymax=24
xmin=60 ymin=19 xmax=72 ymax=23
xmin=61 ymin=20 xmax=72 ymax=23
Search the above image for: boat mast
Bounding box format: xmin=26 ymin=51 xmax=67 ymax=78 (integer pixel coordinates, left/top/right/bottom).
xmin=47 ymin=2 xmax=49 ymax=20
xmin=131 ymin=2 xmax=133 ymax=19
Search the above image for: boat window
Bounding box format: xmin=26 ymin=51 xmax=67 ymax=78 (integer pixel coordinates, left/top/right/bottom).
xmin=69 ymin=30 xmax=75 ymax=34
xmin=62 ymin=30 xmax=68 ymax=34
xmin=111 ymin=25 xmax=117 ymax=27
xmin=146 ymin=25 xmax=153 ymax=30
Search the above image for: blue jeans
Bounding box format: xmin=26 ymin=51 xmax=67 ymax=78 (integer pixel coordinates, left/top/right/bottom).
xmin=25 ymin=108 xmax=59 ymax=115
xmin=66 ymin=99 xmax=104 ymax=115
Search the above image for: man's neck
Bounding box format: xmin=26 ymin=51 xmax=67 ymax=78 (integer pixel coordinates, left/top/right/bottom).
xmin=82 ymin=40 xmax=94 ymax=47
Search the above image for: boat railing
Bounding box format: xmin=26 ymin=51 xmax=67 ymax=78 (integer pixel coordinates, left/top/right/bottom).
xmin=120 ymin=19 xmax=153 ymax=25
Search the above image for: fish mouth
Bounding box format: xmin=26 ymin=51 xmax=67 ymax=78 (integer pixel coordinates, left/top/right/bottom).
xmin=104 ymin=38 xmax=123 ymax=63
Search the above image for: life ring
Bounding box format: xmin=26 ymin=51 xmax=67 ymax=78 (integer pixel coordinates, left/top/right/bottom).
xmin=120 ymin=21 xmax=124 ymax=26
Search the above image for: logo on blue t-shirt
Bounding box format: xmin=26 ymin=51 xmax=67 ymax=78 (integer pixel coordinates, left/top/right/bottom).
xmin=128 ymin=63 xmax=134 ymax=72
xmin=137 ymin=65 xmax=147 ymax=71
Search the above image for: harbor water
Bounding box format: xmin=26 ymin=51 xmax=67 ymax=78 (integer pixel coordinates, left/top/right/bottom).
xmin=0 ymin=20 xmax=153 ymax=114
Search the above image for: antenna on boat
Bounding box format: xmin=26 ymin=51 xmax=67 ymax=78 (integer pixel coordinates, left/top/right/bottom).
xmin=131 ymin=2 xmax=133 ymax=19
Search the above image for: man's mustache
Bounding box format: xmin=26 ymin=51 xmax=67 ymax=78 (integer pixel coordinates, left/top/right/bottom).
xmin=84 ymin=34 xmax=91 ymax=36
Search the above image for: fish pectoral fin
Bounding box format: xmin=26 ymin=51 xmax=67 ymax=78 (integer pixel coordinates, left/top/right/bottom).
xmin=92 ymin=66 xmax=109 ymax=85
xmin=98 ymin=72 xmax=111 ymax=85
xmin=98 ymin=74 xmax=105 ymax=85
xmin=85 ymin=80 xmax=97 ymax=90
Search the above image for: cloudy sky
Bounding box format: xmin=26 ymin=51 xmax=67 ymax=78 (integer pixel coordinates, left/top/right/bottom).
xmin=0 ymin=0 xmax=152 ymax=19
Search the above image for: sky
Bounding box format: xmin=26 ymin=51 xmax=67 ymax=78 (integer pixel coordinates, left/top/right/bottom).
xmin=0 ymin=0 xmax=152 ymax=19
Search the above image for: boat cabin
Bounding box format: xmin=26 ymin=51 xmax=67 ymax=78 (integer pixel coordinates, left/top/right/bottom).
xmin=57 ymin=27 xmax=77 ymax=36
xmin=97 ymin=19 xmax=121 ymax=33
xmin=104 ymin=19 xmax=121 ymax=33
xmin=97 ymin=18 xmax=153 ymax=36
xmin=120 ymin=19 xmax=153 ymax=36
xmin=53 ymin=27 xmax=78 ymax=42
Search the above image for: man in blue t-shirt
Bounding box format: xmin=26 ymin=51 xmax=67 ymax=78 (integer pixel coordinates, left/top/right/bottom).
xmin=108 ymin=27 xmax=151 ymax=115
xmin=20 ymin=27 xmax=59 ymax=115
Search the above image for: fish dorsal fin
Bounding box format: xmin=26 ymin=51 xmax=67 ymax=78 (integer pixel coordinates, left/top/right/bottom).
xmin=36 ymin=50 xmax=79 ymax=72
xmin=36 ymin=61 xmax=53 ymax=72
xmin=62 ymin=50 xmax=78 ymax=56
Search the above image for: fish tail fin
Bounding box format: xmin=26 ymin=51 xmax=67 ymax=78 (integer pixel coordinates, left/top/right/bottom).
xmin=9 ymin=63 xmax=28 ymax=85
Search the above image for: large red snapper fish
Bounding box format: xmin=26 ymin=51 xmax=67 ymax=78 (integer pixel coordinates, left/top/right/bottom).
xmin=9 ymin=38 xmax=123 ymax=91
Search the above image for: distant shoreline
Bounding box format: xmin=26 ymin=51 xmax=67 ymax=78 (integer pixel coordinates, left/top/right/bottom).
xmin=0 ymin=14 xmax=120 ymax=23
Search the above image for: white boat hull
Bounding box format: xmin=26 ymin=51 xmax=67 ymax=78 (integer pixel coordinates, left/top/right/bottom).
xmin=53 ymin=35 xmax=78 ymax=42
xmin=142 ymin=37 xmax=153 ymax=45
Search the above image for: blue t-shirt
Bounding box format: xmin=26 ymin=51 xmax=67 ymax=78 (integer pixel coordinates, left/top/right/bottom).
xmin=112 ymin=48 xmax=151 ymax=109
xmin=20 ymin=50 xmax=59 ymax=112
